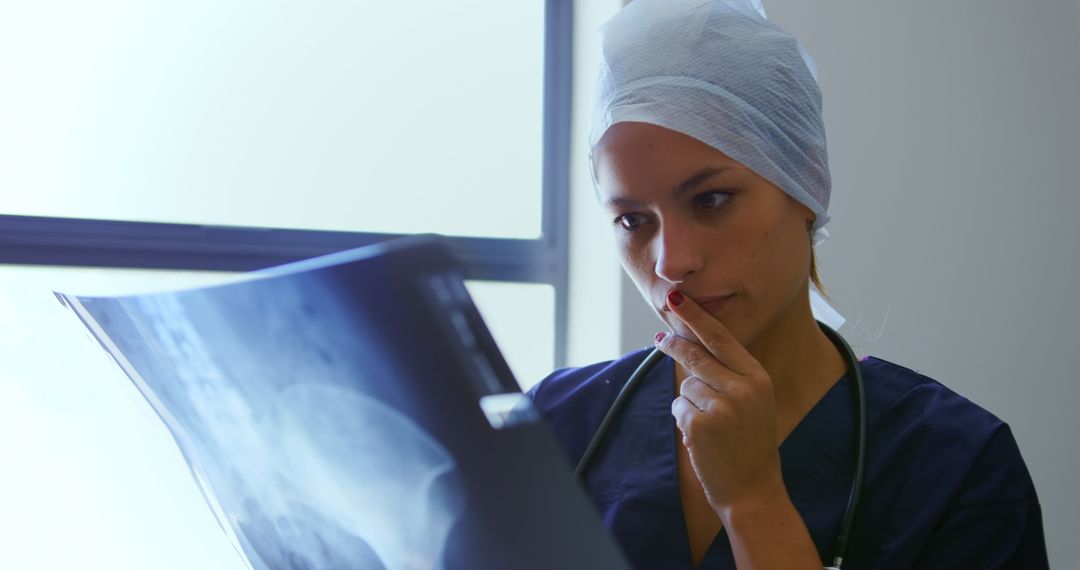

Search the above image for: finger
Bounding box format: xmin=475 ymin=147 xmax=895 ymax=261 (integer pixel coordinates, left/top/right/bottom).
xmin=666 ymin=290 xmax=756 ymax=375
xmin=655 ymin=331 xmax=730 ymax=391
xmin=670 ymin=396 xmax=699 ymax=446
xmin=679 ymin=375 xmax=722 ymax=412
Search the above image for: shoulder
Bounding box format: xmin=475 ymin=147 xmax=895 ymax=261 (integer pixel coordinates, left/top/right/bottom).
xmin=852 ymin=357 xmax=1047 ymax=566
xmin=861 ymin=357 xmax=1004 ymax=435
xmin=526 ymin=348 xmax=655 ymax=463
xmin=860 ymin=356 xmax=1012 ymax=467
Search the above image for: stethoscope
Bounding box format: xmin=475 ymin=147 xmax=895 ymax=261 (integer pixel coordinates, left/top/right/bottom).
xmin=572 ymin=322 xmax=867 ymax=569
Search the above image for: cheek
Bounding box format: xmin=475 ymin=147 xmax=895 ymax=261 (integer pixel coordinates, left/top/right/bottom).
xmin=750 ymin=213 xmax=811 ymax=288
xmin=615 ymin=239 xmax=663 ymax=301
xmin=616 ymin=241 xmax=652 ymax=281
xmin=718 ymin=194 xmax=808 ymax=288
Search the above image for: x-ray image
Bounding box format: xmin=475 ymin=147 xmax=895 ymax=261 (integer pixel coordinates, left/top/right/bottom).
xmin=58 ymin=237 xmax=629 ymax=570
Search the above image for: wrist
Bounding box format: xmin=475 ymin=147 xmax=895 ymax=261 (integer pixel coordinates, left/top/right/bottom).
xmin=716 ymin=484 xmax=821 ymax=570
xmin=713 ymin=475 xmax=794 ymax=528
xmin=710 ymin=471 xmax=821 ymax=569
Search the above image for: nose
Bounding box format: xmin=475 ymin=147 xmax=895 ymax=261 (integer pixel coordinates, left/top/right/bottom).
xmin=654 ymin=223 xmax=704 ymax=284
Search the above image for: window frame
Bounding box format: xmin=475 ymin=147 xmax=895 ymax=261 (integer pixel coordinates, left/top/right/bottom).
xmin=0 ymin=0 xmax=573 ymax=368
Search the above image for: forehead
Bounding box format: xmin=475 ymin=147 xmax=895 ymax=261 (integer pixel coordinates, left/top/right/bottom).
xmin=592 ymin=122 xmax=744 ymax=199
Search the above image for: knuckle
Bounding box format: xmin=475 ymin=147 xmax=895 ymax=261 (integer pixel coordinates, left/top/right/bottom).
xmin=698 ymin=324 xmax=734 ymax=349
xmin=687 ymin=407 xmax=718 ymax=431
xmin=671 ymin=396 xmax=690 ymax=419
xmin=705 ymin=329 xmax=733 ymax=350
xmin=680 ymin=376 xmax=699 ymax=394
xmin=726 ymin=382 xmax=750 ymax=402
xmin=684 ymin=350 xmax=711 ymax=372
xmin=745 ymin=372 xmax=772 ymax=394
xmin=683 ymin=412 xmax=702 ymax=433
xmin=679 ymin=427 xmax=694 ymax=448
xmin=747 ymin=367 xmax=768 ymax=382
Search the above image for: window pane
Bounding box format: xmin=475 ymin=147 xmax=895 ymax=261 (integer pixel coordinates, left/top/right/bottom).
xmin=466 ymin=280 xmax=555 ymax=391
xmin=0 ymin=1 xmax=545 ymax=238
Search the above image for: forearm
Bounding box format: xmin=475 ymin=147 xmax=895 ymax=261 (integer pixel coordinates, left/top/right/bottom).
xmin=718 ymin=485 xmax=821 ymax=570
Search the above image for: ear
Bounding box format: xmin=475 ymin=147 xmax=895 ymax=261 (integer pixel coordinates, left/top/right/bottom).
xmin=800 ymin=202 xmax=817 ymax=230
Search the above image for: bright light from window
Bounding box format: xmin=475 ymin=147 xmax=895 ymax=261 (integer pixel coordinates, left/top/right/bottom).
xmin=466 ymin=280 xmax=555 ymax=391
xmin=0 ymin=267 xmax=244 ymax=569
xmin=0 ymin=0 xmax=545 ymax=238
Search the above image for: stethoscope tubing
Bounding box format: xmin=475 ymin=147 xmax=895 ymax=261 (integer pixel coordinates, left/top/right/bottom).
xmin=573 ymin=322 xmax=866 ymax=569
xmin=818 ymin=323 xmax=867 ymax=568
xmin=572 ymin=347 xmax=666 ymax=481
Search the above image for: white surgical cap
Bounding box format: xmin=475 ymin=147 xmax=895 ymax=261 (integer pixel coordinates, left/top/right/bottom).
xmin=590 ymin=0 xmax=832 ymax=236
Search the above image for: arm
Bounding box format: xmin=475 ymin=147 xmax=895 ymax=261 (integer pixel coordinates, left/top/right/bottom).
xmin=720 ymin=481 xmax=823 ymax=570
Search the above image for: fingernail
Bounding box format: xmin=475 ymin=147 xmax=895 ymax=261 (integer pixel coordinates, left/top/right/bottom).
xmin=654 ymin=331 xmax=666 ymax=344
xmin=667 ymin=290 xmax=684 ymax=307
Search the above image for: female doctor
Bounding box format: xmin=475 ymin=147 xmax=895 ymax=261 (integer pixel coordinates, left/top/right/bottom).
xmin=527 ymin=1 xmax=1048 ymax=568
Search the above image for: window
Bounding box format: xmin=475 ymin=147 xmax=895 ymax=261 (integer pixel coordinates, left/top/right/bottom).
xmin=0 ymin=0 xmax=569 ymax=363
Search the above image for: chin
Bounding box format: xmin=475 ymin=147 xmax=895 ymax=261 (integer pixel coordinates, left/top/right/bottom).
xmin=727 ymin=319 xmax=762 ymax=350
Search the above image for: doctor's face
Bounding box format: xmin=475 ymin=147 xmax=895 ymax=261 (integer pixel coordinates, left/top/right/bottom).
xmin=592 ymin=122 xmax=815 ymax=347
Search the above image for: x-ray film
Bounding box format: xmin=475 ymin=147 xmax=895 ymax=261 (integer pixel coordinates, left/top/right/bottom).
xmin=57 ymin=236 xmax=629 ymax=570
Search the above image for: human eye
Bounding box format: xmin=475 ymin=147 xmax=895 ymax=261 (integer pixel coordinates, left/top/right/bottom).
xmin=613 ymin=212 xmax=648 ymax=232
xmin=694 ymin=191 xmax=732 ymax=210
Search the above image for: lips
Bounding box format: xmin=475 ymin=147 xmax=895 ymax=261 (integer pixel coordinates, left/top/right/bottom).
xmin=696 ymin=294 xmax=736 ymax=310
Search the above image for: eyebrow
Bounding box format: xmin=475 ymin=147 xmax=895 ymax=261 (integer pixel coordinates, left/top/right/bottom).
xmin=604 ymin=166 xmax=731 ymax=209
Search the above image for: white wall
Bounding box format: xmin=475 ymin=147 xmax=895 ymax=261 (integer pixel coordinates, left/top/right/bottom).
xmin=602 ymin=1 xmax=1080 ymax=566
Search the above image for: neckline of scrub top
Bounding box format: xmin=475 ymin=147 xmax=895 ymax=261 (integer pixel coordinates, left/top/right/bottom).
xmin=648 ymin=355 xmax=855 ymax=568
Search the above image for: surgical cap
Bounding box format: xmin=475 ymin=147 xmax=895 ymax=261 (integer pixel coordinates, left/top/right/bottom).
xmin=590 ymin=0 xmax=832 ymax=235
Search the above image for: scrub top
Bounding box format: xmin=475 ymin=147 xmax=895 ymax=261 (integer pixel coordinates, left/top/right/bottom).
xmin=528 ymin=350 xmax=1048 ymax=569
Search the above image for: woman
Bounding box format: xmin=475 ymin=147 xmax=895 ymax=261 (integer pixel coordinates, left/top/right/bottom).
xmin=527 ymin=1 xmax=1047 ymax=568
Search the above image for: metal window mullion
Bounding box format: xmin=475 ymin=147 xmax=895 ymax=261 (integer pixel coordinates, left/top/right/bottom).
xmin=542 ymin=0 xmax=574 ymax=368
xmin=0 ymin=214 xmax=550 ymax=282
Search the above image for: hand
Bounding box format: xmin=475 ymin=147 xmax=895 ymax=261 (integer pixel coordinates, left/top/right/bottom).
xmin=654 ymin=291 xmax=785 ymax=515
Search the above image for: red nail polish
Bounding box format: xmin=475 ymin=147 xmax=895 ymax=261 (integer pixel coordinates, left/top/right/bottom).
xmin=655 ymin=331 xmax=666 ymax=344
xmin=667 ymin=290 xmax=684 ymax=307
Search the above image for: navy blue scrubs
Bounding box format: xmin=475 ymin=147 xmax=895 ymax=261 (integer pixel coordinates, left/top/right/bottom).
xmin=528 ymin=351 xmax=1048 ymax=569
